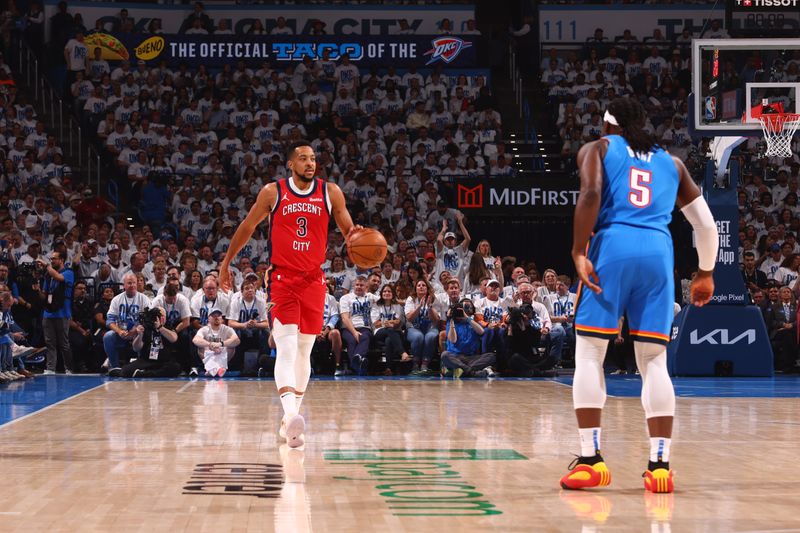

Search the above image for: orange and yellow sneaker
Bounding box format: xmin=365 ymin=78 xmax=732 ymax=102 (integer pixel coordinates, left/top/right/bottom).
xmin=643 ymin=461 xmax=674 ymax=493
xmin=560 ymin=454 xmax=612 ymax=490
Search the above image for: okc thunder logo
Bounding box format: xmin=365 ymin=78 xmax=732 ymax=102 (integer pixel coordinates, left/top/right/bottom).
xmin=424 ymin=37 xmax=472 ymax=65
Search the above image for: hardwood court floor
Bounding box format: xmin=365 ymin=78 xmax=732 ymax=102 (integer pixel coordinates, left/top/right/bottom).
xmin=1 ymin=377 xmax=799 ymax=532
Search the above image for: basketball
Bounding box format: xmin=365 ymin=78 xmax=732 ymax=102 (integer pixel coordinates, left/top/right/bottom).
xmin=347 ymin=228 xmax=388 ymax=269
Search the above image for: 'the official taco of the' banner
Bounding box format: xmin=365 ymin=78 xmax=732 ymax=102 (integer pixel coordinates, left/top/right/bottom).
xmin=84 ymin=32 xmax=129 ymax=61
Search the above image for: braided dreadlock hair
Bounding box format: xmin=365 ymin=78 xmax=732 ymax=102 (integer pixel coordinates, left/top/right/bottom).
xmin=606 ymin=98 xmax=659 ymax=155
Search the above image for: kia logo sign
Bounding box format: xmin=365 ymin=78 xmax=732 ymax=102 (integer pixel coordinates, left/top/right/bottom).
xmin=689 ymin=329 xmax=756 ymax=345
xmin=424 ymin=37 xmax=471 ymax=65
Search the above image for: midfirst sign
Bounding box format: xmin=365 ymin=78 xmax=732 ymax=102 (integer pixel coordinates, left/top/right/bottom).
xmin=455 ymin=178 xmax=579 ymax=216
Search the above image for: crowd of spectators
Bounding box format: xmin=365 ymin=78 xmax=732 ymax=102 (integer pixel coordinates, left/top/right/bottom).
xmin=0 ymin=1 xmax=583 ymax=382
xmin=6 ymin=5 xmax=798 ymax=381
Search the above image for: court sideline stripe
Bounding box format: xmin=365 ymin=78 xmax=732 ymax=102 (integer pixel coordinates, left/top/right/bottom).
xmin=0 ymin=383 xmax=106 ymax=430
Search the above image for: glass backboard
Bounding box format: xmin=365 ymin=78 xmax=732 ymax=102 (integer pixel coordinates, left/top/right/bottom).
xmin=690 ymin=39 xmax=800 ymax=138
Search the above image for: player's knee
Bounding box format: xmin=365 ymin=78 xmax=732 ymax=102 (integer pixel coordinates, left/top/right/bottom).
xmin=329 ymin=329 xmax=341 ymax=341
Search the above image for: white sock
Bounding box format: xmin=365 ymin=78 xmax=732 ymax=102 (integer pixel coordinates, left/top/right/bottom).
xmin=280 ymin=392 xmax=297 ymax=417
xmin=579 ymin=427 xmax=601 ymax=457
xmin=649 ymin=437 xmax=671 ymax=463
xmin=273 ymin=319 xmax=299 ymax=417
xmin=295 ymin=334 xmax=315 ymax=411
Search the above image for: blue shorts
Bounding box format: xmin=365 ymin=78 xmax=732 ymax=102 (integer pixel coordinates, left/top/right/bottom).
xmin=574 ymin=226 xmax=675 ymax=345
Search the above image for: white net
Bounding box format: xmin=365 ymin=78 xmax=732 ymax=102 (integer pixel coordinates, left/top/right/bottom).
xmin=757 ymin=113 xmax=800 ymax=158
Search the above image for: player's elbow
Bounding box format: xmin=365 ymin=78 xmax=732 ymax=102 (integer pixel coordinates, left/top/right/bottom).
xmin=579 ymin=187 xmax=602 ymax=205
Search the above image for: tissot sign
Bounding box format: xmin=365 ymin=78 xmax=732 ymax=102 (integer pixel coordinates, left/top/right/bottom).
xmin=734 ymin=0 xmax=798 ymax=7
xmin=455 ymin=178 xmax=580 ymax=216
xmin=103 ymin=33 xmax=476 ymax=68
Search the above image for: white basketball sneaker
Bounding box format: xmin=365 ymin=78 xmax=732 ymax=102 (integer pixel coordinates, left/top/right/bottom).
xmin=284 ymin=414 xmax=305 ymax=448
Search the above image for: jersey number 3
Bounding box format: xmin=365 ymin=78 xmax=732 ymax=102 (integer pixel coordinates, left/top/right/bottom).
xmin=297 ymin=217 xmax=308 ymax=237
xmin=628 ymin=168 xmax=652 ymax=208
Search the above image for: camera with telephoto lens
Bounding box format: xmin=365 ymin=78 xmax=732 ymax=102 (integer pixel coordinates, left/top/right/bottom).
xmin=138 ymin=307 xmax=162 ymax=330
xmin=448 ymin=303 xmax=465 ymax=320
xmin=16 ymin=261 xmax=46 ymax=285
xmin=448 ymin=299 xmax=474 ymax=320
xmin=508 ymin=304 xmax=535 ymax=329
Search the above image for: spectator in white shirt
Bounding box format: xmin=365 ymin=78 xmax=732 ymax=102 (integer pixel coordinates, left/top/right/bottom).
xmin=193 ymin=307 xmax=240 ymax=377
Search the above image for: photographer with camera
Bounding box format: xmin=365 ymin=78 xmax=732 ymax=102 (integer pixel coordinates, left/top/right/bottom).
xmin=440 ymin=298 xmax=496 ymax=378
xmin=507 ymin=281 xmax=555 ymax=376
xmin=120 ymin=307 xmax=181 ymax=378
xmin=151 ymin=280 xmax=192 ymax=371
xmin=435 ymin=278 xmax=464 ymax=352
xmin=13 ymin=242 xmax=46 ymax=342
xmin=39 ymin=251 xmax=75 ymax=374
xmin=68 ymin=280 xmax=95 ymax=372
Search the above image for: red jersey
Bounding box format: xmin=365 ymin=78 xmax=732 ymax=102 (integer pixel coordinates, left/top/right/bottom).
xmin=269 ymin=178 xmax=331 ymax=272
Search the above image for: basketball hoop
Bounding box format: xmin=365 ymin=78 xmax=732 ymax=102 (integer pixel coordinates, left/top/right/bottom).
xmin=747 ymin=100 xmax=800 ymax=158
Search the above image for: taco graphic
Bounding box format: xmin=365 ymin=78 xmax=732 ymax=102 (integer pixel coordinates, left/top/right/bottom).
xmin=85 ymin=32 xmax=130 ymax=61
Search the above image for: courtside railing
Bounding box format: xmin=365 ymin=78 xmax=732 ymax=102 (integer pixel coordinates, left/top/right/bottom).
xmin=15 ymin=41 xmax=102 ymax=195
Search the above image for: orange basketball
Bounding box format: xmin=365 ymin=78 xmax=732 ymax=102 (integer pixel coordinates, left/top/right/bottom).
xmin=347 ymin=228 xmax=388 ymax=269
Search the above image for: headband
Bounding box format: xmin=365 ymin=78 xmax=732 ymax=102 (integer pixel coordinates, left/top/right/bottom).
xmin=603 ymin=110 xmax=619 ymax=126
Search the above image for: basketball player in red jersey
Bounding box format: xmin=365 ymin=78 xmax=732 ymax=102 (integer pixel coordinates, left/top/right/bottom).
xmin=220 ymin=141 xmax=360 ymax=448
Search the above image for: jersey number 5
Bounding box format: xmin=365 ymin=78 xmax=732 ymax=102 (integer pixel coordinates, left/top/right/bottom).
xmin=297 ymin=217 xmax=308 ymax=238
xmin=628 ymin=168 xmax=652 ymax=208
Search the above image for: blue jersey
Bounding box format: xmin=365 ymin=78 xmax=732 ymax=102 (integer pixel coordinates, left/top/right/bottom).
xmin=575 ymin=135 xmax=678 ymax=345
xmin=596 ymin=135 xmax=679 ymax=237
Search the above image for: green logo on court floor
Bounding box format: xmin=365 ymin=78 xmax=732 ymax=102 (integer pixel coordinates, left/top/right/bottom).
xmin=324 ymin=448 xmax=528 ymax=516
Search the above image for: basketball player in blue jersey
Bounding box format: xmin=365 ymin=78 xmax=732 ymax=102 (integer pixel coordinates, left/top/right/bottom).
xmin=560 ymin=98 xmax=718 ymax=494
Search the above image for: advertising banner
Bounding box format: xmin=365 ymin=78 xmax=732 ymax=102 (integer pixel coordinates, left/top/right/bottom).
xmin=452 ymin=177 xmax=580 ymax=217
xmin=88 ymin=33 xmax=477 ymax=68
xmin=539 ymin=5 xmax=725 ymax=43
xmin=44 ymin=0 xmax=475 ymax=36
xmin=704 ymin=159 xmax=749 ymax=306
xmin=668 ymin=304 xmax=772 ymax=376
